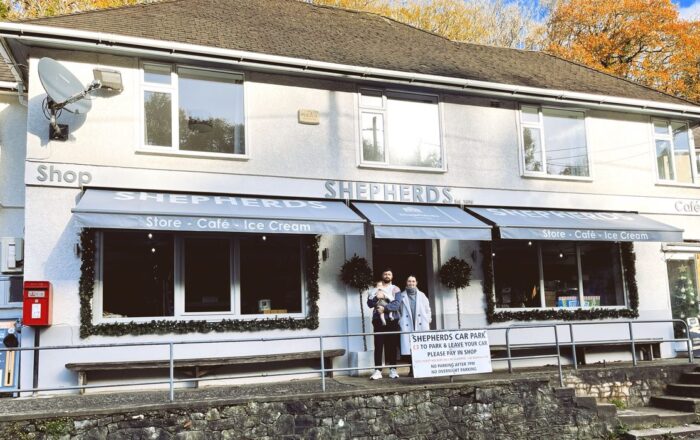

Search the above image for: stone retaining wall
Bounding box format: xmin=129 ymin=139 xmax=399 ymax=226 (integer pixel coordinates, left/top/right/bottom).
xmin=563 ymin=363 xmax=694 ymax=407
xmin=0 ymin=363 xmax=694 ymax=440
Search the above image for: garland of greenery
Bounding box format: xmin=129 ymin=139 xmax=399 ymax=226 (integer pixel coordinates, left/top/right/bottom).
xmin=481 ymin=241 xmax=639 ymax=323
xmin=78 ymin=229 xmax=321 ymax=338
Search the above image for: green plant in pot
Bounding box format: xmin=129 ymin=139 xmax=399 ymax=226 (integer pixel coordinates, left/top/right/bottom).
xmin=439 ymin=257 xmax=472 ymax=329
xmin=340 ymin=255 xmax=374 ymax=351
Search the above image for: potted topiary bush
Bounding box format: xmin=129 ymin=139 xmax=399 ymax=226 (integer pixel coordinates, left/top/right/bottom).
xmin=340 ymin=254 xmax=374 ymax=350
xmin=439 ymin=257 xmax=472 ymax=329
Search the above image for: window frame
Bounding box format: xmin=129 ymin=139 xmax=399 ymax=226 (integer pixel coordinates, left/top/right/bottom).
xmin=493 ymin=241 xmax=627 ymax=311
xmin=137 ymin=61 xmax=250 ymax=160
xmin=652 ymin=118 xmax=699 ymax=187
xmin=94 ymin=231 xmax=307 ymax=323
xmin=0 ymin=275 xmax=22 ymax=309
xmin=357 ymin=87 xmax=447 ymax=172
xmin=517 ymin=104 xmax=593 ymax=181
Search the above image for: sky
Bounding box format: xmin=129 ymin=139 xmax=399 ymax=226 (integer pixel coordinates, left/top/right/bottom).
xmin=675 ymin=0 xmax=700 ymax=20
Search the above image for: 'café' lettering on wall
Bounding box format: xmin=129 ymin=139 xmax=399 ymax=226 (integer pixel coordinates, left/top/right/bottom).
xmin=324 ymin=180 xmax=454 ymax=204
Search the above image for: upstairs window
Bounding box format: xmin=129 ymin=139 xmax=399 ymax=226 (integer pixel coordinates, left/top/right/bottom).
xmin=141 ymin=63 xmax=245 ymax=156
xmin=520 ymin=106 xmax=590 ymax=177
xmin=359 ymin=89 xmax=443 ymax=170
xmin=653 ymin=119 xmax=698 ymax=184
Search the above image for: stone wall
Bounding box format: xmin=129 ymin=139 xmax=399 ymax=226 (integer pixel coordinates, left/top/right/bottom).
xmin=0 ymin=378 xmax=617 ymax=440
xmin=1 ymin=363 xmax=694 ymax=440
xmin=563 ymin=363 xmax=694 ymax=407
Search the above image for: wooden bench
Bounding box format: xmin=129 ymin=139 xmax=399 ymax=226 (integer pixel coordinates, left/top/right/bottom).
xmin=66 ymin=349 xmax=345 ymax=394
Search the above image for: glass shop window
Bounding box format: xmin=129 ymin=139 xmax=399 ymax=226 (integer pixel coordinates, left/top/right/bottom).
xmin=99 ymin=232 xmax=305 ymax=319
xmin=184 ymin=238 xmax=231 ymax=313
xmin=102 ymin=231 xmax=175 ymax=318
xmin=239 ymin=235 xmax=303 ymax=315
xmin=492 ymin=240 xmax=626 ymax=309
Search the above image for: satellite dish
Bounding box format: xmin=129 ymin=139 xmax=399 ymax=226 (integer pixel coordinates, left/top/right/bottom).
xmin=38 ymin=57 xmax=103 ymax=140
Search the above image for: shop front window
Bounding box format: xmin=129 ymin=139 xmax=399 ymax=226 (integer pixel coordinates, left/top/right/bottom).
xmin=102 ymin=231 xmax=175 ymax=318
xmin=99 ymin=231 xmax=305 ymax=319
xmin=667 ymin=254 xmax=700 ymax=333
xmin=359 ymin=89 xmax=443 ymax=170
xmin=493 ymin=241 xmax=625 ymax=309
xmin=240 ymin=235 xmax=302 ymax=315
xmin=141 ymin=63 xmax=245 ymax=155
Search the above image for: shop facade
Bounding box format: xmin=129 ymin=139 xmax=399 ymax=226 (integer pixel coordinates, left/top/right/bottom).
xmin=1 ymin=0 xmax=700 ymax=392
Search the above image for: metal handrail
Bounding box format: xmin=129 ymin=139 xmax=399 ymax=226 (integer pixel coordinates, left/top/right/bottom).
xmin=0 ymin=319 xmax=692 ymax=401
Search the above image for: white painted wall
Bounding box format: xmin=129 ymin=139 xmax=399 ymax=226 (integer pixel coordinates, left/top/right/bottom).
xmin=15 ymin=47 xmax=700 ymax=391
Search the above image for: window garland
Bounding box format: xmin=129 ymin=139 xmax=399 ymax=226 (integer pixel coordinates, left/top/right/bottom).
xmin=78 ymin=229 xmax=321 ymax=338
xmin=480 ymin=241 xmax=639 ymax=323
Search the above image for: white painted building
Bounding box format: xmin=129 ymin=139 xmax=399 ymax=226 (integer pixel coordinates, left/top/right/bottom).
xmin=0 ymin=0 xmax=699 ymax=392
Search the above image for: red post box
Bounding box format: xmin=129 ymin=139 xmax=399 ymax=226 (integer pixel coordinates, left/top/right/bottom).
xmin=23 ymin=281 xmax=52 ymax=326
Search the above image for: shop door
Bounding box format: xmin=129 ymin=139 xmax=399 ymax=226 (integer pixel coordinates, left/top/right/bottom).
xmin=667 ymin=253 xmax=700 ymax=336
xmin=372 ymin=239 xmax=429 ymax=298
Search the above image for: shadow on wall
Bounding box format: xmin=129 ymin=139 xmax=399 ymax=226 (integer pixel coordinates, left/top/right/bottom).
xmin=28 ymin=93 xmax=88 ymax=147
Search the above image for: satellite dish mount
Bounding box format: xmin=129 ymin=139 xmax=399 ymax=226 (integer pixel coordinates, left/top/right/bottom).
xmin=38 ymin=58 xmax=121 ymax=141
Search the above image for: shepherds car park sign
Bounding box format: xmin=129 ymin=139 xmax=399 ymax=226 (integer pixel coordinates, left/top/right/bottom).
xmin=410 ymin=330 xmax=492 ymax=378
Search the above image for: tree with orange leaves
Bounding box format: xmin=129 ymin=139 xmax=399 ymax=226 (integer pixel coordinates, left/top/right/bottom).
xmin=0 ymin=0 xmax=142 ymax=19
xmin=546 ymin=0 xmax=700 ymax=102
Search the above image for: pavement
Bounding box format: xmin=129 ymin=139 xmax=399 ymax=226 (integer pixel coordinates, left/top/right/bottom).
xmin=0 ymin=359 xmax=694 ymax=422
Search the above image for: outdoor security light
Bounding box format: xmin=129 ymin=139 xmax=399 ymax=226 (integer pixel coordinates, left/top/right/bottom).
xmin=93 ymin=68 xmax=123 ymax=91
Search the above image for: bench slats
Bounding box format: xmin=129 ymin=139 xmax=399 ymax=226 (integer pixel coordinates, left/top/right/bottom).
xmin=66 ymin=349 xmax=346 ymax=372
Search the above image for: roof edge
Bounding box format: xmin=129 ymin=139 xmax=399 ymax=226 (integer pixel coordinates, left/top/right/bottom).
xmin=2 ymin=22 xmax=700 ymax=117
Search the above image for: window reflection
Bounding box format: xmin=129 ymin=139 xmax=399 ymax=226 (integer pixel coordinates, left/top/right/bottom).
xmin=387 ymin=97 xmax=442 ymax=168
xmin=542 ymin=109 xmax=589 ymax=176
xmin=493 ymin=241 xmax=541 ymax=308
xmin=178 ymin=68 xmax=245 ymax=154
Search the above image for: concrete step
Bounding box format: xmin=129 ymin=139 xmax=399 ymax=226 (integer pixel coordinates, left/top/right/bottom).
xmin=617 ymin=407 xmax=697 ymax=429
xmin=622 ymin=424 xmax=700 ymax=439
xmin=649 ymin=395 xmax=700 ymax=413
xmin=667 ymin=383 xmax=700 ymax=398
xmin=681 ymin=372 xmax=700 ymax=385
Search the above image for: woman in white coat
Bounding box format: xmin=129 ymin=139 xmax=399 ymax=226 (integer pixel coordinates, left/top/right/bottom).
xmin=386 ymin=275 xmax=431 ymax=376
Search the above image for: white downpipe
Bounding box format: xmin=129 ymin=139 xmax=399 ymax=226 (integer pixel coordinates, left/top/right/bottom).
xmin=1 ymin=22 xmax=700 ymax=117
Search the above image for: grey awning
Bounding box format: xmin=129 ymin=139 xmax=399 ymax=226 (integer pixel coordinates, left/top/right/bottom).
xmin=73 ymin=189 xmax=365 ymax=235
xmin=468 ymin=207 xmax=683 ymax=242
xmin=353 ymin=202 xmax=491 ymax=240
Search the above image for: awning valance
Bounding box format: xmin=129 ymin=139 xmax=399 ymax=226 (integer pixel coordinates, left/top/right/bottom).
xmin=468 ymin=207 xmax=683 ymax=242
xmin=73 ymin=190 xmax=365 ymax=235
xmin=353 ymin=202 xmax=491 ymax=240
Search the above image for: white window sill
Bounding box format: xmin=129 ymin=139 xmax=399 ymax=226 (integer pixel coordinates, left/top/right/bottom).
xmin=494 ymin=306 xmax=627 ymax=312
xmin=358 ymin=163 xmax=447 ymax=174
xmin=136 ymin=148 xmax=250 ymax=161
xmin=96 ymin=313 xmax=306 ymax=324
xmin=655 ymin=181 xmax=700 ymax=189
xmin=0 ymin=304 xmax=21 ymax=310
xmin=521 ymin=173 xmax=593 ymax=183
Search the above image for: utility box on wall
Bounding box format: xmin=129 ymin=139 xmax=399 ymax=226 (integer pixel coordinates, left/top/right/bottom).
xmin=23 ymin=281 xmax=52 ymax=326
